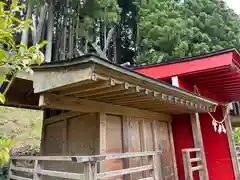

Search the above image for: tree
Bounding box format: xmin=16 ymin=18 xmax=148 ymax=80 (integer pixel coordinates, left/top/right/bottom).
xmin=0 ymin=0 xmax=47 ymax=104
xmin=136 ymin=0 xmax=240 ymax=65
xmin=0 ymin=0 xmax=46 ymax=166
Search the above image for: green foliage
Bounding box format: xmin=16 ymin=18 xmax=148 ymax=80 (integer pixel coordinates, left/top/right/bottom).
xmin=0 ymin=0 xmax=47 ymax=103
xmin=234 ymin=127 xmax=240 ymax=145
xmin=0 ymin=137 xmax=14 ymax=166
xmin=137 ymin=0 xmax=240 ymax=64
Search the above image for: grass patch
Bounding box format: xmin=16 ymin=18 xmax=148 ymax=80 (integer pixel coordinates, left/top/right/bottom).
xmin=0 ymin=106 xmax=43 ymax=151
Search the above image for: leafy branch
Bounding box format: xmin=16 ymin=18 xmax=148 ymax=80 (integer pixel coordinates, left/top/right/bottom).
xmin=0 ymin=0 xmax=47 ymax=104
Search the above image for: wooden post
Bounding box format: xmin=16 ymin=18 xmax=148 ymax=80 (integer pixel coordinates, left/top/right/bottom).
xmin=84 ymin=162 xmax=97 ymax=180
xmin=62 ymin=119 xmax=68 ymax=155
xmin=152 ymin=153 xmax=160 ymax=180
xmin=122 ymin=116 xmax=130 ymax=180
xmin=33 ymin=160 xmax=42 ymax=180
xmin=139 ymin=120 xmax=148 ymax=178
xmin=168 ymin=121 xmax=179 ymax=180
xmin=152 ymin=120 xmax=163 ymax=180
xmin=98 ymin=112 xmax=107 ymax=173
xmin=40 ymin=110 xmax=48 ymax=156
xmin=223 ymin=107 xmax=239 ymax=179
xmin=182 ymin=151 xmax=193 ymax=180
xmin=190 ymin=113 xmax=208 ymax=180
xmin=8 ymin=159 xmax=14 ymax=180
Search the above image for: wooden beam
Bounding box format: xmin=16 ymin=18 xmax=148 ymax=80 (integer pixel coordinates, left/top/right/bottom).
xmin=60 ymin=80 xmax=113 ymax=95
xmin=182 ymin=151 xmax=193 ymax=180
xmin=139 ymin=120 xmax=148 ymax=178
xmin=97 ymin=165 xmax=153 ymax=179
xmin=33 ymin=160 xmax=41 ymax=180
xmin=190 ymin=113 xmax=208 ymax=180
xmin=168 ymin=121 xmax=179 ymax=180
xmin=40 ymin=110 xmax=47 ymax=155
xmin=122 ymin=116 xmax=130 ymax=180
xmin=84 ymin=162 xmax=97 ymax=180
xmin=62 ymin=119 xmax=68 ymax=155
xmin=39 ymin=94 xmax=171 ymax=121
xmin=77 ymin=83 xmax=129 ymax=98
xmin=17 ymin=65 xmax=94 ymax=93
xmin=98 ymin=112 xmax=107 ymax=173
xmin=152 ymin=120 xmax=163 ymax=180
xmin=223 ymin=107 xmax=239 ymax=179
xmin=43 ymin=111 xmax=82 ymax=126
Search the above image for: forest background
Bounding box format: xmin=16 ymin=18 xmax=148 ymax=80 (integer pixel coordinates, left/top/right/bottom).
xmin=2 ymin=0 xmax=240 ymax=156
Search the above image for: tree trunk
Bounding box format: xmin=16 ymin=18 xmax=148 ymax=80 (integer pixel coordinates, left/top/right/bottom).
xmin=37 ymin=2 xmax=48 ymax=42
xmin=20 ymin=0 xmax=32 ymax=50
xmin=100 ymin=20 xmax=104 ymax=50
xmin=60 ymin=0 xmax=69 ymax=60
xmin=31 ymin=14 xmax=37 ymax=45
xmin=54 ymin=2 xmax=64 ymax=62
xmin=68 ymin=16 xmax=73 ymax=58
xmin=45 ymin=0 xmax=54 ymax=63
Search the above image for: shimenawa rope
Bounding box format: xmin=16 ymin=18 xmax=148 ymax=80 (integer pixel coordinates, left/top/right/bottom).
xmin=193 ymin=85 xmax=227 ymax=134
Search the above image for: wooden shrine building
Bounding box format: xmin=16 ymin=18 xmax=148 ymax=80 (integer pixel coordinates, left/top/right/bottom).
xmin=1 ymin=54 xmax=219 ymax=180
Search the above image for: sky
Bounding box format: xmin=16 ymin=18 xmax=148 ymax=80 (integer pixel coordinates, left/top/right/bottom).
xmin=225 ymin=0 xmax=240 ymax=14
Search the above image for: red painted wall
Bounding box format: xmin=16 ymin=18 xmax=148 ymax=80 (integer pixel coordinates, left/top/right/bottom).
xmin=172 ymin=114 xmax=200 ymax=180
xmin=171 ymin=77 xmax=235 ymax=180
xmin=135 ymin=56 xmax=236 ymax=179
xmin=199 ymin=107 xmax=235 ymax=180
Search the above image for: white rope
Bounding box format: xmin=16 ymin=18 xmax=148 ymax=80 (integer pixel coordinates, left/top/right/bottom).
xmin=193 ymin=85 xmax=227 ymax=134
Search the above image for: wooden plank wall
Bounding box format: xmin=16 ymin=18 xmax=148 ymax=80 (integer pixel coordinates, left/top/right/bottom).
xmin=42 ymin=111 xmax=177 ymax=180
xmin=103 ymin=115 xmax=176 ymax=180
xmin=42 ymin=112 xmax=99 ymax=180
xmin=105 ymin=115 xmax=124 ymax=180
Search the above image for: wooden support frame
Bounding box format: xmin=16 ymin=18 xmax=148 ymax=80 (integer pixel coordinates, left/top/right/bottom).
xmin=139 ymin=120 xmax=148 ymax=178
xmin=168 ymin=121 xmax=179 ymax=180
xmin=15 ymin=56 xmax=217 ymax=113
xmin=43 ymin=111 xmax=83 ymax=126
xmin=122 ymin=116 xmax=130 ymax=180
xmin=182 ymin=148 xmax=202 ymax=180
xmin=182 ymin=150 xmax=193 ymax=180
xmin=84 ymin=161 xmax=97 ymax=180
xmin=98 ymin=112 xmax=107 ymax=173
xmin=39 ymin=94 xmax=171 ymax=121
xmin=9 ymin=152 xmax=159 ymax=180
xmin=190 ymin=113 xmax=209 ymax=180
xmin=40 ymin=110 xmax=47 ymax=156
xmin=152 ymin=120 xmax=163 ymax=180
xmin=223 ymin=107 xmax=240 ymax=179
xmin=62 ymin=119 xmax=68 ymax=155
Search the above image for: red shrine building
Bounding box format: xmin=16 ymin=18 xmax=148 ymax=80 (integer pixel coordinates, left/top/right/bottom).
xmin=135 ymin=48 xmax=240 ymax=180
